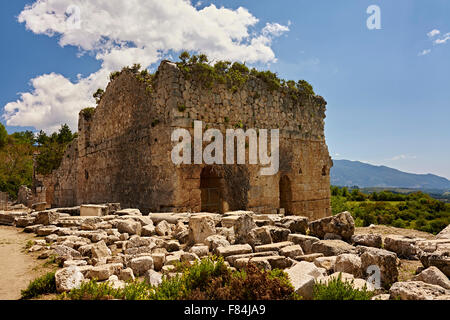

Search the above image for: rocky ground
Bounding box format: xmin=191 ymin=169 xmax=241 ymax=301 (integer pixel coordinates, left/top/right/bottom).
xmin=0 ymin=205 xmax=449 ymax=300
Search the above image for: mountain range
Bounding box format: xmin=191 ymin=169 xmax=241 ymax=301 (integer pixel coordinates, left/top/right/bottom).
xmin=330 ymin=160 xmax=450 ymax=190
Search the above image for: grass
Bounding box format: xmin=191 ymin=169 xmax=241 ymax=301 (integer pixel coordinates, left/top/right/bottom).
xmin=313 ymin=273 xmax=374 ymax=300
xmin=21 ymin=272 xmax=57 ymax=299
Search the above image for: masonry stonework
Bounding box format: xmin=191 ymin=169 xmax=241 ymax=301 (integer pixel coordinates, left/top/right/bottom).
xmin=36 ymin=61 xmax=333 ymax=219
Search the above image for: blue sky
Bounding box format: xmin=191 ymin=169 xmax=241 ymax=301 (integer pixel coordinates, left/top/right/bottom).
xmin=1 ymin=0 xmax=449 ymax=178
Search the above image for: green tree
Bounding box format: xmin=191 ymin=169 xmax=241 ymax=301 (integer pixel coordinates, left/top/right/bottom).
xmin=0 ymin=123 xmax=7 ymax=149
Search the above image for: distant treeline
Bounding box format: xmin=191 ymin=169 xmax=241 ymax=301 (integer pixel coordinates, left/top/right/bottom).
xmin=331 ymin=186 xmax=450 ymax=235
xmin=0 ymin=123 xmax=76 ymax=199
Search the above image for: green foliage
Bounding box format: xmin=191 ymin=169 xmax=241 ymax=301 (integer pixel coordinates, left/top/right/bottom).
xmin=93 ymin=88 xmax=105 ymax=104
xmin=21 ymin=272 xmax=56 ymax=299
xmin=0 ymin=123 xmax=7 ymax=149
xmin=298 ymin=80 xmax=315 ymax=95
xmin=176 ymin=52 xmax=317 ymax=98
xmin=178 ymin=104 xmax=186 ymax=112
xmin=0 ymin=130 xmax=34 ymax=198
xmin=331 ymin=186 xmax=450 ymax=234
xmin=313 ymin=274 xmax=374 ymax=300
xmin=35 ymin=124 xmax=77 ymax=175
xmin=64 ymin=280 xmax=121 ymax=300
xmin=65 ymin=257 xmax=297 ymax=301
xmin=109 ymin=71 xmax=121 ymax=81
xmin=80 ymin=107 xmax=96 ymax=121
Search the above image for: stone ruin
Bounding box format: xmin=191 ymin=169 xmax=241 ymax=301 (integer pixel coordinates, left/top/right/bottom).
xmin=0 ymin=207 xmax=448 ymax=300
xmin=33 ymin=60 xmax=333 ymax=220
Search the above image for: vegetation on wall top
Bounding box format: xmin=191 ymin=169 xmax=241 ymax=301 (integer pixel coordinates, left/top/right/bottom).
xmin=175 ymin=51 xmax=316 ymax=99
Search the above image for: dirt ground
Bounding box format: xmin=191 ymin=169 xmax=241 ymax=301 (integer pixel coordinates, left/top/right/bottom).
xmin=0 ymin=226 xmax=55 ymax=300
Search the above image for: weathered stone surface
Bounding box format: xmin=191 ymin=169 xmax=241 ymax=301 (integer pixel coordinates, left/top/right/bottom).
xmin=390 ymin=281 xmax=449 ymax=300
xmin=91 ymin=240 xmax=111 ymax=260
xmin=151 ymin=253 xmax=166 ymax=271
xmin=384 ymin=235 xmax=422 ymax=259
xmin=217 ymin=244 xmax=253 ymax=257
xmin=189 ymin=215 xmax=216 ymax=244
xmin=436 ymin=224 xmax=450 ymax=240
xmin=294 ymin=253 xmax=324 ymax=262
xmin=418 ymin=250 xmax=450 ymax=277
xmin=15 ymin=216 xmax=36 ymax=228
xmin=279 ymin=245 xmax=304 ymax=258
xmin=145 ymin=270 xmax=163 ymax=286
xmin=155 ymin=220 xmax=173 ymax=237
xmin=255 ymin=241 xmax=294 ymax=253
xmin=251 ymin=256 xmax=293 ymax=269
xmin=249 ymin=227 xmax=273 ymax=246
xmin=314 ymin=256 xmax=337 ymax=272
xmin=310 ymin=240 xmax=356 ymax=257
xmin=116 ymin=209 xmax=142 ymax=216
xmin=117 ymin=220 xmax=141 ymax=236
xmin=189 ymin=245 xmax=209 ymax=257
xmin=55 ymin=266 xmax=84 ymax=293
xmin=333 ymin=254 xmax=362 ymax=278
xmin=285 ymin=261 xmax=325 ymax=300
xmin=107 ymin=275 xmax=126 ymax=290
xmin=53 ymin=244 xmax=82 ymax=259
xmin=287 ymin=234 xmax=320 ymax=254
xmin=226 ymin=251 xmax=279 ymax=266
xmin=280 ymin=216 xmax=308 ymax=234
xmin=119 ymin=268 xmax=135 ymax=282
xmin=34 ymin=211 xmax=60 ymax=225
xmin=412 ymin=266 xmax=450 ymax=290
xmin=351 ymin=234 xmax=382 ymax=248
xmin=205 ymin=235 xmax=230 ymax=253
xmin=235 ymin=257 xmax=270 ymax=270
xmin=264 ymin=226 xmax=291 ymax=243
xmin=130 ymin=256 xmax=154 ymax=276
xmin=309 ymin=211 xmax=355 ymax=241
xmin=416 ymin=239 xmax=450 ymax=253
xmin=234 ymin=213 xmax=257 ymax=244
xmin=36 ymin=225 xmax=59 ymax=236
xmin=360 ymin=247 xmax=399 ymax=288
xmin=80 ymin=205 xmax=108 ymax=217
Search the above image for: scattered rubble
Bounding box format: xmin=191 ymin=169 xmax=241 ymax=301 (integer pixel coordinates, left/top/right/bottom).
xmin=0 ymin=206 xmax=448 ymax=300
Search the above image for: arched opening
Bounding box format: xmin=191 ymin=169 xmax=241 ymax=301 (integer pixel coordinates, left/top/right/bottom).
xmin=322 ymin=166 xmax=327 ymax=176
xmin=279 ymin=175 xmax=292 ymax=215
xmin=200 ymin=166 xmax=225 ymax=213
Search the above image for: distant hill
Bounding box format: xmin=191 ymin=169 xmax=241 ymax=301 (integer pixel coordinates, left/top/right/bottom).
xmin=330 ymin=160 xmax=450 ymax=190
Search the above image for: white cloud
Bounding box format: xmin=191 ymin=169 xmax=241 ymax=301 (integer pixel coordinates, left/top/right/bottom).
xmin=435 ymin=32 xmax=450 ymax=45
xmin=3 ymin=0 xmax=289 ymax=132
xmin=418 ymin=49 xmax=431 ymax=56
xmin=427 ymin=29 xmax=440 ymax=38
xmin=387 ymin=154 xmax=417 ymax=161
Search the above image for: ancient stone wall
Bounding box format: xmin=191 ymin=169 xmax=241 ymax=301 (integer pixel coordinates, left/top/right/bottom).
xmin=38 ymin=61 xmax=332 ymax=219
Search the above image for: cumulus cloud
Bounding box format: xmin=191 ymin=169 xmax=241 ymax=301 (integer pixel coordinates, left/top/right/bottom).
xmin=427 ymin=29 xmax=440 ymax=38
xmin=3 ymin=0 xmax=289 ymax=132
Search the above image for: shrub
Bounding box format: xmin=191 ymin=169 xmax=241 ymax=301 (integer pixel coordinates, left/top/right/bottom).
xmin=178 ymin=104 xmax=186 ymax=112
xmin=64 ymin=280 xmax=120 ymax=300
xmin=313 ymin=273 xmax=374 ymax=300
xmin=109 ymin=71 xmax=121 ymax=81
xmin=65 ymin=257 xmax=297 ymax=301
xmin=80 ymin=107 xmax=96 ymax=121
xmin=93 ymin=88 xmax=105 ymax=104
xmin=21 ymin=272 xmax=56 ymax=299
